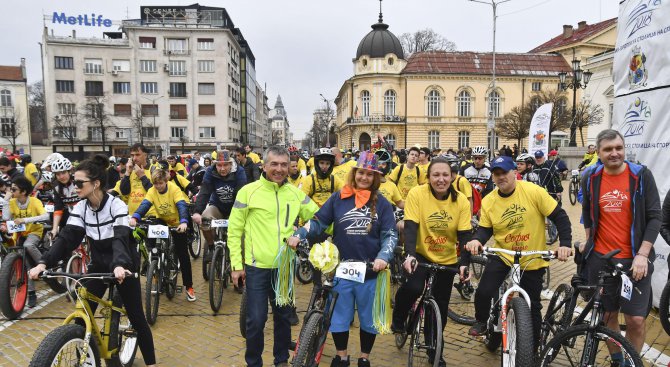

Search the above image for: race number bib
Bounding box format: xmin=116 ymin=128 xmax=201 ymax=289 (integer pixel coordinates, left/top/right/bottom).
xmin=7 ymin=221 xmax=26 ymax=234
xmin=211 ymin=219 xmax=228 ymax=228
xmin=620 ymin=274 xmax=633 ymax=301
xmin=571 ymin=169 xmax=580 ymax=176
xmin=45 ymin=204 xmax=55 ymax=213
xmin=335 ymin=262 xmax=366 ymax=283
xmin=148 ymin=225 xmax=169 ymax=239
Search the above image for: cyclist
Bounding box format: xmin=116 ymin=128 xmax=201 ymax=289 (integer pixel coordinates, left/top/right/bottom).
xmin=375 ymin=149 xmax=404 ymax=209
xmin=244 ymin=144 xmax=261 ymax=165
xmin=130 ymin=169 xmax=195 ymax=302
xmin=166 ymin=155 xmax=186 ymax=176
xmin=1 ymin=177 xmax=48 ymax=308
xmin=29 ymin=155 xmax=156 ymax=367
xmin=287 ymin=155 xmax=303 ymax=188
xmin=0 ymin=156 xmax=23 ymax=182
xmin=236 ymin=147 xmax=261 ymax=183
xmin=288 ymin=145 xmax=307 ymax=176
xmin=392 ymin=157 xmax=473 ymax=367
xmin=578 ymin=144 xmax=597 ymax=170
xmin=186 ymin=158 xmax=205 ymax=188
xmin=388 ymin=146 xmax=425 ymax=200
xmin=459 ymin=146 xmax=493 ymax=198
xmin=332 ymin=147 xmax=357 ymax=183
xmin=21 ymin=154 xmax=39 ymax=186
xmin=417 ymin=147 xmax=431 ymax=177
xmin=443 ymin=153 xmax=474 ymax=213
xmin=156 ymin=160 xmax=197 ymax=197
xmin=464 ymin=156 xmax=572 ymax=352
xmin=303 ymin=150 xmax=313 ymax=175
xmin=117 ymin=143 xmax=154 ymax=215
xmin=50 ymin=157 xmax=82 ymax=239
xmin=515 ymin=153 xmax=540 ymax=185
xmin=533 ymin=150 xmax=563 ymax=205
xmin=289 ymin=151 xmax=396 ymax=367
xmin=301 ymin=148 xmax=343 ymax=207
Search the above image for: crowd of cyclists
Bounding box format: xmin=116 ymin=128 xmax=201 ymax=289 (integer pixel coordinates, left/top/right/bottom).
xmin=0 ymin=127 xmax=665 ymax=367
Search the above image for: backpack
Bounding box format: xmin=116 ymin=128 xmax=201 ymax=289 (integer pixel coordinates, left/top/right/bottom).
xmin=393 ymin=164 xmax=421 ymax=185
xmin=310 ymin=174 xmax=335 ymax=197
xmin=457 ymin=176 xmax=481 ymax=215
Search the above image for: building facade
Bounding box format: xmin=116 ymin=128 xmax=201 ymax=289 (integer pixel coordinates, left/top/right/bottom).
xmin=0 ymin=60 xmax=30 ymax=154
xmin=270 ymin=95 xmax=290 ymax=146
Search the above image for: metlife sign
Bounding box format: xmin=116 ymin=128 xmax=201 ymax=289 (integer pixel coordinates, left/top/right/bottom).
xmin=51 ymin=12 xmax=114 ymax=27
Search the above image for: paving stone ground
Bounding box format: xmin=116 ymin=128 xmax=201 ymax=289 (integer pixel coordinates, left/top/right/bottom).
xmin=1 ymin=182 xmax=669 ymax=366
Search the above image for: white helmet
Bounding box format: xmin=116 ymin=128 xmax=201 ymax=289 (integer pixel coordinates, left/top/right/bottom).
xmin=41 ymin=153 xmax=64 ymax=169
xmin=472 ymin=146 xmax=488 ymax=156
xmin=41 ymin=171 xmax=54 ymax=182
xmin=51 ymin=157 xmax=73 ymax=173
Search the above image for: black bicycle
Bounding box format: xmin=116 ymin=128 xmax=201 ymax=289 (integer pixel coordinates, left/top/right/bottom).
xmin=568 ymin=169 xmax=581 ymax=206
xmin=295 ymin=248 xmax=314 ymax=285
xmin=187 ymin=202 xmax=201 ymax=259
xmin=389 ymin=245 xmax=405 ymax=308
xmin=447 ymin=254 xmax=487 ymax=325
xmin=207 ymin=218 xmax=232 ymax=313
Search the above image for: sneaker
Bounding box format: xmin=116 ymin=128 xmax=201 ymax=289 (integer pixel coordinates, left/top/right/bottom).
xmin=468 ymin=321 xmax=487 ymax=337
xmin=288 ymin=307 xmax=299 ymax=326
xmin=357 ymin=357 xmax=370 ymax=367
xmin=330 ymin=355 xmax=350 ymax=367
xmin=186 ymin=287 xmax=196 ymax=302
xmin=28 ymin=291 xmax=37 ymax=308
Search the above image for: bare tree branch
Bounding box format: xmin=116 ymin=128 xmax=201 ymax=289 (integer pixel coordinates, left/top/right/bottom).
xmin=82 ymin=95 xmax=115 ymax=153
xmin=495 ymin=105 xmax=531 ymax=149
xmin=52 ymin=112 xmax=80 ymax=153
xmin=1 ymin=109 xmax=24 ymax=152
xmin=574 ymin=99 xmax=604 ymax=146
xmin=399 ymin=28 xmax=457 ymax=56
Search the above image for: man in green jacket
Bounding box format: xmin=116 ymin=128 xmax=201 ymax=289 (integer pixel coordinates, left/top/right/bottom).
xmin=229 ymin=146 xmax=319 ymax=367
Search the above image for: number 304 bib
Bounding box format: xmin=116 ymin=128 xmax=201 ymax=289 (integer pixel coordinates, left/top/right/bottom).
xmin=335 ymin=262 xmax=366 ymax=283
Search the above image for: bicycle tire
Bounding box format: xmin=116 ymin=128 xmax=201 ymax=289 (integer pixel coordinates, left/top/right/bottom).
xmin=44 ymin=260 xmax=68 ymax=294
xmin=659 ymin=280 xmax=670 ymax=336
xmin=165 ymin=240 xmax=178 ymax=300
xmin=295 ymin=257 xmax=314 ymax=285
xmin=209 ymin=246 xmax=225 ymax=313
xmin=470 ymin=255 xmax=487 ymax=280
xmin=188 ymin=224 xmax=201 ymax=259
xmin=239 ymin=287 xmax=247 ymax=338
xmin=394 ymin=308 xmax=412 ymax=349
xmin=29 ymin=324 xmax=101 ymax=367
xmin=202 ymin=245 xmax=211 ymax=281
xmin=145 ymin=259 xmax=160 ymax=325
xmin=65 ymin=254 xmax=84 ymax=301
xmin=0 ymin=252 xmax=27 ymax=320
xmin=292 ymin=312 xmax=325 ymax=367
xmin=542 ymin=266 xmax=551 ymax=291
xmin=546 ymin=219 xmax=558 ymax=245
xmin=390 ymin=253 xmax=404 ymax=309
xmin=539 ymin=283 xmax=573 ymax=356
xmin=448 ymin=255 xmax=487 ymax=325
xmin=503 ymin=297 xmax=535 ymax=366
xmin=408 ymin=298 xmax=443 ymax=367
xmin=108 ymin=290 xmax=138 ymax=367
xmin=538 ymin=324 xmax=644 ymax=366
xmin=569 ymin=180 xmax=578 ymax=205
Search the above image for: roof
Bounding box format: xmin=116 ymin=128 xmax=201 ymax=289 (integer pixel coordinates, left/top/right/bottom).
xmin=530 ymin=18 xmax=617 ymax=53
xmin=0 ymin=66 xmax=24 ymax=82
xmin=356 ymin=22 xmax=404 ymax=60
xmin=402 ymin=51 xmax=571 ymax=77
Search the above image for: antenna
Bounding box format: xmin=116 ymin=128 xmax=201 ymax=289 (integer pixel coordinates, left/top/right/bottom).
xmin=378 ymin=0 xmax=383 ymax=23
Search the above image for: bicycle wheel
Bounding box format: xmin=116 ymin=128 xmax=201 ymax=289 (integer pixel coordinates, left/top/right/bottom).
xmin=542 ymin=266 xmax=551 ymax=291
xmin=0 ymin=252 xmax=27 ymax=320
xmin=448 ymin=255 xmax=487 ymax=325
xmin=44 ymin=260 xmax=68 ymax=295
xmin=296 ymin=257 xmax=314 ymax=285
xmin=390 ymin=253 xmax=404 ymax=309
xmin=546 ymin=219 xmax=558 ymax=245
xmin=165 ymin=240 xmax=178 ymax=300
xmin=569 ymin=180 xmax=578 ymax=205
xmin=188 ymin=224 xmax=201 ymax=259
xmin=394 ymin=308 xmax=412 ymax=349
xmin=108 ymin=290 xmax=138 ymax=367
xmin=29 ymin=324 xmax=101 ymax=367
xmin=209 ymin=246 xmax=225 ymax=313
xmin=408 ymin=298 xmax=443 ymax=367
xmin=292 ymin=312 xmax=325 ymax=367
xmin=503 ymin=297 xmax=535 ymax=367
xmin=202 ymin=245 xmax=211 ymax=281
xmin=470 ymin=255 xmax=486 ymax=280
xmin=538 ymin=324 xmax=644 ymax=366
xmin=659 ymin=280 xmax=670 ymax=336
xmin=539 ymin=283 xmax=573 ymax=356
xmin=65 ymin=254 xmax=84 ymax=301
xmin=239 ymin=287 xmax=247 ymax=338
xmin=145 ymin=259 xmax=160 ymax=325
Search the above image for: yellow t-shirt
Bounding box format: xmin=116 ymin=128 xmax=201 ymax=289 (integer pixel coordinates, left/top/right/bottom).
xmin=388 ymin=164 xmax=427 ymax=199
xmin=306 ymin=157 xmax=314 ymax=172
xmin=452 ymin=175 xmax=473 ymax=199
xmin=170 ymin=174 xmax=191 ymax=193
xmin=9 ymin=197 xmax=45 ymax=237
xmin=332 ymin=160 xmax=356 ymax=183
xmin=24 ymin=163 xmax=39 ymax=186
xmin=300 ymin=173 xmax=343 ymax=207
xmin=113 ymin=169 xmax=154 ymax=215
xmin=418 ymin=163 xmax=430 ymax=179
xmin=142 ymin=182 xmax=188 ymax=227
xmin=404 ymin=185 xmax=472 ymax=265
xmin=392 ymin=155 xmax=400 ymax=164
xmin=479 ymin=180 xmax=558 ymax=270
xmin=296 ymin=159 xmax=307 ymax=175
xmin=170 ymin=162 xmax=186 ymax=176
xmin=378 ymin=180 xmax=403 ymax=207
xmin=248 ymin=152 xmax=261 ymax=165
xmin=287 ymin=174 xmax=302 ymax=188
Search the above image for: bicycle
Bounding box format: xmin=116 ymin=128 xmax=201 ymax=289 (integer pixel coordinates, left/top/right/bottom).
xmin=538 ymin=248 xmax=644 ymax=366
xmin=207 ymin=218 xmax=233 ymax=313
xmin=389 ymin=245 xmax=405 ymax=308
xmin=546 ymin=194 xmax=560 ymax=246
xmin=295 ymin=249 xmax=315 ymax=285
xmin=65 ymin=239 xmax=90 ymax=301
xmin=568 ymin=169 xmax=581 ymax=206
xmin=29 ymin=271 xmax=138 ymax=367
xmin=187 ymin=201 xmax=201 ymax=259
xmin=447 ymin=254 xmax=488 ymax=325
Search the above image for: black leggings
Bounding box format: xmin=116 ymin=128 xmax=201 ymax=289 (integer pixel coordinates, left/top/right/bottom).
xmin=171 ymin=231 xmax=193 ymax=288
xmin=83 ymin=276 xmax=156 ymax=365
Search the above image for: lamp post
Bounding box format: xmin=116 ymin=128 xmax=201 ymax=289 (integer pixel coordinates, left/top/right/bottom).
xmin=320 ymin=93 xmax=334 ymax=147
xmin=558 ymin=59 xmax=592 ymax=147
xmin=141 ymin=95 xmax=163 ymax=153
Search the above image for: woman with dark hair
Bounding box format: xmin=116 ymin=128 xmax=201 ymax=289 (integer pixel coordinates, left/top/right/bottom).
xmin=289 ymin=151 xmax=397 ymax=367
xmin=30 ymin=154 xmax=157 ymax=367
xmin=391 ymin=157 xmax=473 ymax=367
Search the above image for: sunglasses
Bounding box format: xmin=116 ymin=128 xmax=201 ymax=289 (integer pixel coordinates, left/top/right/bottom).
xmin=73 ymin=179 xmax=91 ymax=189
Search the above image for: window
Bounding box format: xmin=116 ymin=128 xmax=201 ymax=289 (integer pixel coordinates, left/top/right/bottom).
xmin=532 ymin=82 xmax=542 ymax=91
xmin=85 ymin=81 xmax=103 ymax=96
xmin=388 ymin=57 xmax=394 ymax=65
xmin=141 ymin=104 xmax=158 ymax=116
xmin=84 ymin=59 xmax=103 ymax=74
xmin=55 ymin=56 xmax=73 ymax=70
xmin=169 ymin=83 xmax=187 ymax=98
xmin=114 ymin=104 xmax=131 ymax=116
xmin=457 ymin=90 xmax=471 ymax=117
xmin=0 ymin=118 xmax=15 ymax=137
xmin=530 ymin=97 xmax=542 ymax=112
xmin=115 ymin=129 xmax=127 ymax=139
xmin=140 ymin=82 xmax=158 ymax=95
xmin=56 ymin=80 xmax=74 ymax=93
xmin=199 ymin=127 xmax=215 ymax=138
xmin=428 ymin=130 xmax=440 ymax=150
xmin=0 ymin=90 xmax=11 ymax=107
xmin=198 ymin=83 xmax=215 ymax=95
xmin=198 ymin=60 xmax=215 ymax=73
xmin=139 ymin=37 xmax=156 ymax=49
xmin=609 ymin=103 xmax=614 ymax=124
xmin=113 ymin=82 xmax=131 ymax=94
xmin=112 ymin=60 xmax=130 ymax=72
xmin=197 ymin=38 xmax=214 ymax=50
xmin=169 ymin=60 xmax=186 ymax=76
xmin=53 ymin=126 xmax=76 ymax=138
xmin=87 ymin=103 xmax=104 ymax=118
xmin=427 ymin=90 xmax=440 ymax=117
xmin=166 ymin=39 xmax=188 ymax=54
xmin=87 ymin=126 xmax=103 ymax=141
xmin=139 ymin=60 xmax=157 ymax=73
xmin=384 ymin=134 xmax=396 ymax=149
xmin=199 ymin=104 xmax=215 ymax=116
xmin=57 ymin=103 xmax=76 ymax=115
xmin=458 ymin=131 xmax=470 ymax=150
xmin=488 ymin=91 xmax=500 ymax=118
xmin=384 ymin=90 xmax=396 ymax=116
xmin=171 ymin=127 xmax=186 ymax=138
xmin=361 ymin=90 xmax=370 ymax=117
xmin=557 ymin=97 xmax=568 ymax=117
xmin=170 ymin=104 xmax=187 ymax=119
xmin=142 ymin=127 xmax=158 ymax=138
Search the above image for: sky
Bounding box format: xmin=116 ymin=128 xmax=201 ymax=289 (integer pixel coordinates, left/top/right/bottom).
xmin=0 ymin=0 xmax=619 ymax=141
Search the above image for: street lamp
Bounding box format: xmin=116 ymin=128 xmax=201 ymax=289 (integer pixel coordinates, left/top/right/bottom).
xmin=320 ymin=93 xmax=334 ymax=147
xmin=141 ymin=95 xmax=163 ymax=153
xmin=558 ymin=59 xmax=592 ymax=147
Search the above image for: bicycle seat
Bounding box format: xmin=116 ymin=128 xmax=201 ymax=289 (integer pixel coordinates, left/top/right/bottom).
xmin=601 ymin=249 xmax=621 ymax=261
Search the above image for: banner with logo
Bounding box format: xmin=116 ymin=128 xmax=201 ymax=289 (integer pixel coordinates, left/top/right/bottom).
xmin=613 ymin=0 xmax=670 ymax=307
xmin=527 ymin=103 xmax=553 ymax=158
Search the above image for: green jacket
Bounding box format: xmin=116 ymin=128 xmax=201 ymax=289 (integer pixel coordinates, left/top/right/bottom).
xmin=229 ymin=175 xmax=318 ymax=270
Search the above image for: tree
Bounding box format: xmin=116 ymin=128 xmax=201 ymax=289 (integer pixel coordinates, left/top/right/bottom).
xmin=527 ymin=90 xmax=571 ymax=144
xmin=399 ymin=28 xmax=456 ymax=56
xmin=82 ymin=96 xmax=114 ymax=153
xmin=311 ymin=103 xmax=335 ymax=148
xmin=0 ymin=109 xmax=24 ymax=153
xmin=28 ymin=81 xmax=47 ymax=145
xmin=52 ymin=112 xmax=80 ymax=153
xmin=131 ymin=105 xmax=147 ymax=145
xmin=573 ymin=99 xmax=604 ymax=146
xmin=495 ymin=105 xmax=532 ymax=149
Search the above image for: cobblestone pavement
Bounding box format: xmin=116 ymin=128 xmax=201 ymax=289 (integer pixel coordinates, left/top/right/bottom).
xmin=2 ymin=183 xmax=670 ymax=366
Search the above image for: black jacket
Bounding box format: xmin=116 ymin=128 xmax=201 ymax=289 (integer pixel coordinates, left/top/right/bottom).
xmin=661 ymin=193 xmax=670 ymax=245
xmin=241 ymin=159 xmax=260 ymax=183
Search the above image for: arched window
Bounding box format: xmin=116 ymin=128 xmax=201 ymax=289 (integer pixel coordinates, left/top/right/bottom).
xmin=458 ymin=131 xmax=470 ymax=150
xmin=488 ymin=91 xmax=500 ymax=118
xmin=384 ymin=134 xmax=396 ymax=149
xmin=359 ymin=132 xmax=371 ymax=151
xmin=361 ymin=90 xmax=370 ymax=117
xmin=0 ymin=90 xmax=11 ymax=107
xmin=457 ymin=90 xmax=471 ymax=117
xmin=384 ymin=90 xmax=396 ymax=117
xmin=427 ymin=90 xmax=440 ymax=117
xmin=428 ymin=130 xmax=440 ymax=149
xmin=557 ymin=97 xmax=568 ymax=117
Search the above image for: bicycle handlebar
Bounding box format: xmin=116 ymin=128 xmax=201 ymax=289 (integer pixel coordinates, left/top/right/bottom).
xmin=482 ymin=246 xmax=558 ymax=260
xmin=39 ymin=270 xmax=138 ymax=282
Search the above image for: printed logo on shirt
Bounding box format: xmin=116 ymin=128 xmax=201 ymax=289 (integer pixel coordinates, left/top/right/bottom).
xmin=427 ymin=210 xmax=453 ymax=231
xmin=340 ymin=206 xmax=375 ymax=235
xmin=599 ymin=189 xmax=629 ymax=213
xmin=215 ymin=185 xmax=235 ymax=203
xmin=501 ymin=203 xmax=527 ymax=230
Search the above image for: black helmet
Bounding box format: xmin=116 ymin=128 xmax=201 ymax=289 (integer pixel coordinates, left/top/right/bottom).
xmin=442 ymin=153 xmax=460 ymax=171
xmin=20 ymin=154 xmax=32 ymax=164
xmin=313 ymin=148 xmax=335 ymax=179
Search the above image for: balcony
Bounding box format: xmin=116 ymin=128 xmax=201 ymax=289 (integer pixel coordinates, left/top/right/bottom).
xmin=164 ymin=49 xmax=190 ymax=56
xmin=0 ymin=107 xmax=14 ymax=118
xmin=168 ymin=91 xmax=187 ymax=98
xmin=170 ymin=114 xmax=188 ymax=120
xmin=348 ymin=115 xmax=406 ymax=124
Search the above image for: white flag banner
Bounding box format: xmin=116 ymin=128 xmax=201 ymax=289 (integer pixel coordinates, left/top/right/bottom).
xmin=527 ymin=103 xmax=553 ymax=158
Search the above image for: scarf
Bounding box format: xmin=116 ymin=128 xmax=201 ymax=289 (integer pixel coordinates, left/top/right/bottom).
xmin=340 ymin=185 xmax=371 ymax=209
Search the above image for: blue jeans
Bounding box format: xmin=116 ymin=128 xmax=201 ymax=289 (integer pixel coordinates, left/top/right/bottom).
xmin=244 ymin=265 xmax=292 ymax=367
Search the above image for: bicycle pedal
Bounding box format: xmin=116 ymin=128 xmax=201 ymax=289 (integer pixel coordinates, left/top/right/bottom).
xmin=176 ymin=286 xmax=183 ymax=293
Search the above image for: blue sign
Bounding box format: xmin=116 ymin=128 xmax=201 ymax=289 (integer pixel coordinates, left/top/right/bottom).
xmin=52 ymin=12 xmax=113 ymax=27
